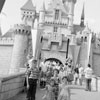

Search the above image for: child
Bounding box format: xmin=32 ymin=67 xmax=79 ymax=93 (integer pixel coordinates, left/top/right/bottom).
xmin=52 ymin=69 xmax=59 ymax=100
xmin=58 ymin=76 xmax=70 ymax=100
xmin=52 ymin=69 xmax=59 ymax=84
xmin=40 ymin=71 xmax=46 ymax=89
xmin=42 ymin=78 xmax=55 ymax=100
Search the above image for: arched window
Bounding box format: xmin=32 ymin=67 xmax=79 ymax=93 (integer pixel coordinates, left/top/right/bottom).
xmin=81 ymin=36 xmax=83 ymax=42
xmin=84 ymin=36 xmax=87 ymax=42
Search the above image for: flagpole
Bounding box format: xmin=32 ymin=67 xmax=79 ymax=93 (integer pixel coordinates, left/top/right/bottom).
xmin=66 ymin=38 xmax=70 ymax=59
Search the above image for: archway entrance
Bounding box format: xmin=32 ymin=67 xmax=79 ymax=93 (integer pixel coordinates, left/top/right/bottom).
xmin=44 ymin=58 xmax=64 ymax=69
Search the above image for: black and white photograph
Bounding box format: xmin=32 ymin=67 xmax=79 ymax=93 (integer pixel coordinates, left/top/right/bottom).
xmin=0 ymin=0 xmax=100 ymax=100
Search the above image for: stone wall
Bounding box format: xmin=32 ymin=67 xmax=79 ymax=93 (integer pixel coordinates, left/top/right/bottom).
xmin=0 ymin=45 xmax=13 ymax=75
xmin=0 ymin=72 xmax=25 ymax=100
xmin=92 ymin=51 xmax=100 ymax=76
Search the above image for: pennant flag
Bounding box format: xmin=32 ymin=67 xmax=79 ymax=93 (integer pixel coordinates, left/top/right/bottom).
xmin=0 ymin=0 xmax=5 ymax=13
xmin=70 ymin=45 xmax=80 ymax=67
xmin=31 ymin=29 xmax=37 ymax=58
xmin=31 ymin=28 xmax=43 ymax=60
xmin=69 ymin=45 xmax=75 ymax=63
xmin=74 ymin=46 xmax=80 ymax=66
xmin=86 ymin=33 xmax=92 ymax=66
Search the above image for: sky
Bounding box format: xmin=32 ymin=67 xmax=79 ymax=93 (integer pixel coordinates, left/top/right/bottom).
xmin=0 ymin=0 xmax=100 ymax=34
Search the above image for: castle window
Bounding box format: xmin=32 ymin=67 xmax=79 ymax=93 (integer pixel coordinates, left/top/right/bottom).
xmin=84 ymin=36 xmax=87 ymax=42
xmin=81 ymin=37 xmax=83 ymax=42
xmin=55 ymin=9 xmax=59 ymax=20
xmin=53 ymin=27 xmax=58 ymax=32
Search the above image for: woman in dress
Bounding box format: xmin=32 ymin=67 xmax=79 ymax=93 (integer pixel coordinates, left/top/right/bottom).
xmin=42 ymin=78 xmax=55 ymax=100
xmin=58 ymin=76 xmax=70 ymax=100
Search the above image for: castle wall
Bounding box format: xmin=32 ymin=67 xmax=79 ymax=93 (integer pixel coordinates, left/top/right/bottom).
xmin=92 ymin=52 xmax=100 ymax=76
xmin=0 ymin=45 xmax=13 ymax=75
xmin=41 ymin=35 xmax=70 ymax=66
xmin=92 ymin=47 xmax=100 ymax=76
xmin=44 ymin=26 xmax=53 ymax=33
xmin=0 ymin=38 xmax=14 ymax=75
xmin=78 ymin=43 xmax=88 ymax=68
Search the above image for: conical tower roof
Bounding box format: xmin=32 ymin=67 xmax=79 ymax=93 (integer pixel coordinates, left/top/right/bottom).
xmin=40 ymin=1 xmax=46 ymax=11
xmin=81 ymin=3 xmax=85 ymax=20
xmin=21 ymin=0 xmax=36 ymax=11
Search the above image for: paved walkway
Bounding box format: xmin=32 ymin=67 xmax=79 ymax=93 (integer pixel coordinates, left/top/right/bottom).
xmin=8 ymin=85 xmax=100 ymax=100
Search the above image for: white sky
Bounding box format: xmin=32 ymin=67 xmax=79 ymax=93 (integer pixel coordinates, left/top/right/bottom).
xmin=0 ymin=0 xmax=100 ymax=34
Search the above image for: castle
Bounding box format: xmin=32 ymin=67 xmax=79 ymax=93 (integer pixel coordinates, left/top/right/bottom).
xmin=0 ymin=0 xmax=100 ymax=76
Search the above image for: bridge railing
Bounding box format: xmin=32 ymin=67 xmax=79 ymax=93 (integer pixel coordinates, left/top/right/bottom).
xmin=0 ymin=72 xmax=25 ymax=100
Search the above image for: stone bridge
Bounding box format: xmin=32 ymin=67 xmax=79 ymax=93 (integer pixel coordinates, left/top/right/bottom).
xmin=0 ymin=72 xmax=100 ymax=100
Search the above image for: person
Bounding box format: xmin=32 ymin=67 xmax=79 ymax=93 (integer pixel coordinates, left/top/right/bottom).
xmin=58 ymin=67 xmax=64 ymax=83
xmin=84 ymin=64 xmax=93 ymax=91
xmin=58 ymin=76 xmax=70 ymax=100
xmin=42 ymin=78 xmax=56 ymax=100
xmin=46 ymin=68 xmax=53 ymax=84
xmin=24 ymin=63 xmax=30 ymax=92
xmin=52 ymin=69 xmax=59 ymax=81
xmin=40 ymin=70 xmax=46 ymax=89
xmin=26 ymin=58 xmax=39 ymax=100
xmin=78 ymin=64 xmax=84 ymax=85
xmin=52 ymin=69 xmax=59 ymax=100
xmin=74 ymin=64 xmax=79 ymax=85
xmin=67 ymin=65 xmax=73 ymax=85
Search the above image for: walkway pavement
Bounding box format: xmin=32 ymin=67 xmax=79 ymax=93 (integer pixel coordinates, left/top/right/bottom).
xmin=8 ymin=85 xmax=100 ymax=100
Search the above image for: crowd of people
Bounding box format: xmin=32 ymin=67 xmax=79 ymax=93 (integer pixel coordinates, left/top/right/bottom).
xmin=24 ymin=57 xmax=93 ymax=100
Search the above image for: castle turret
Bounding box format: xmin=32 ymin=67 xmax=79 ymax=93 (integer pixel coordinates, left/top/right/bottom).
xmin=20 ymin=0 xmax=36 ymax=28
xmin=9 ymin=24 xmax=31 ymax=74
xmin=38 ymin=1 xmax=45 ymax=28
xmin=67 ymin=0 xmax=77 ymax=32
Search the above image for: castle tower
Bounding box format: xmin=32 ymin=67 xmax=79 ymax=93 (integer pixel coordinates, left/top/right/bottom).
xmin=68 ymin=0 xmax=77 ymax=31
xmin=38 ymin=1 xmax=45 ymax=28
xmin=9 ymin=24 xmax=31 ymax=74
xmin=20 ymin=0 xmax=36 ymax=28
xmin=80 ymin=3 xmax=85 ymax=27
xmin=20 ymin=0 xmax=37 ymax=58
xmin=63 ymin=0 xmax=76 ymax=31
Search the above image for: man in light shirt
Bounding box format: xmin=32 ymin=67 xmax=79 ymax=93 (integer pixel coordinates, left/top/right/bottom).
xmin=78 ymin=64 xmax=84 ymax=85
xmin=84 ymin=64 xmax=93 ymax=91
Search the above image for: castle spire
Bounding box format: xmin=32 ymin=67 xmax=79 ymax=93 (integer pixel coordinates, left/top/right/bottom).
xmin=38 ymin=1 xmax=45 ymax=28
xmin=40 ymin=0 xmax=46 ymax=11
xmin=80 ymin=3 xmax=85 ymax=27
